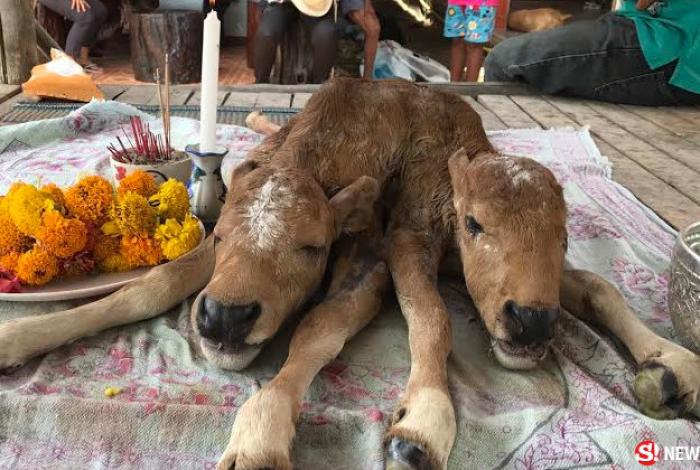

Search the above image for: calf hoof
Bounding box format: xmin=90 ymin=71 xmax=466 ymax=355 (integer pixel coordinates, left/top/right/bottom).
xmin=385 ymin=437 xmax=434 ymax=470
xmin=634 ymin=361 xmax=687 ymax=419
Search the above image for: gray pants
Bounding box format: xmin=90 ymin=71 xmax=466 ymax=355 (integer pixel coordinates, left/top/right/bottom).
xmin=484 ymin=13 xmax=700 ymax=106
xmin=38 ymin=0 xmax=108 ymax=57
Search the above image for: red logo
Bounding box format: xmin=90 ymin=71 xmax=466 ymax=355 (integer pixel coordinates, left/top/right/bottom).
xmin=635 ymin=440 xmax=660 ymax=466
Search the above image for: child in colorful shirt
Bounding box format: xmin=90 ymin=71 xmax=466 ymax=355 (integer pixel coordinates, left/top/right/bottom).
xmin=444 ymin=0 xmax=499 ymax=81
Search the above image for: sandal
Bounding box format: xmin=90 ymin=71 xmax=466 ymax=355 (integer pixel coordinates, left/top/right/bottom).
xmin=81 ymin=62 xmax=103 ymax=75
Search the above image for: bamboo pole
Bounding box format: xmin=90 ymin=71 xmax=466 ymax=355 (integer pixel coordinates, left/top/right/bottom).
xmin=0 ymin=0 xmax=39 ymax=84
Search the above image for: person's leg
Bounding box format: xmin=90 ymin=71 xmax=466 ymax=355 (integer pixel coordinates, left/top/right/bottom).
xmin=450 ymin=39 xmax=466 ymax=81
xmin=254 ymin=3 xmax=296 ymax=83
xmin=302 ymin=14 xmax=338 ymax=84
xmin=484 ymin=12 xmax=687 ymax=105
xmin=38 ymin=0 xmax=106 ymax=59
xmin=465 ymin=43 xmax=483 ymax=82
xmin=346 ymin=0 xmax=380 ymax=80
xmin=444 ymin=5 xmax=467 ymax=82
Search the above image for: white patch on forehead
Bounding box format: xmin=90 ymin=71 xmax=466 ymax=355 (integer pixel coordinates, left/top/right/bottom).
xmin=245 ymin=178 xmax=293 ymax=249
xmin=486 ymin=157 xmax=535 ymax=187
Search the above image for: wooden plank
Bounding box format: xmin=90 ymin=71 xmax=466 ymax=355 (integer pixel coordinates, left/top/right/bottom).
xmin=0 ymin=91 xmax=29 ymax=119
xmin=621 ymin=105 xmax=700 ymax=139
xmin=461 ymin=95 xmax=507 ymax=131
xmin=0 ymin=84 xmax=20 ymax=102
xmin=477 ymin=94 xmax=541 ymax=129
xmin=0 ymin=0 xmax=39 ymax=84
xmin=188 ymin=90 xmax=230 ymax=106
xmin=586 ymin=101 xmax=700 ymax=173
xmin=116 ymin=85 xmax=157 ymax=105
xmin=291 ymin=92 xmax=312 ymax=109
xmin=255 ymin=92 xmax=292 ymax=108
xmin=546 ymin=96 xmax=700 ymax=206
xmin=218 ymin=82 xmax=536 ymax=96
xmin=146 ymin=85 xmax=194 ymax=106
xmin=223 ymin=92 xmax=258 ymax=107
xmin=98 ymin=85 xmax=127 ymax=101
xmin=509 ymin=95 xmax=700 ymax=229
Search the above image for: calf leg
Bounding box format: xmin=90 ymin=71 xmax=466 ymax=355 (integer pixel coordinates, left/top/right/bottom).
xmin=217 ymin=236 xmax=389 ymax=470
xmin=384 ymin=229 xmax=455 ymax=470
xmin=0 ymin=237 xmax=215 ymax=369
xmin=561 ymin=269 xmax=700 ymax=419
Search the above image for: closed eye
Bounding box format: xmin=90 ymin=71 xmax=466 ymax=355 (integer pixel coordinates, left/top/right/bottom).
xmin=300 ymin=245 xmax=325 ymax=257
xmin=466 ymin=216 xmax=483 ymax=236
xmin=213 ymin=235 xmax=223 ymax=247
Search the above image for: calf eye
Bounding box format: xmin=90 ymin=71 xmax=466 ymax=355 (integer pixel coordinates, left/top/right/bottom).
xmin=213 ymin=235 xmax=223 ymax=247
xmin=300 ymin=245 xmax=325 ymax=257
xmin=563 ymin=238 xmax=569 ymax=252
xmin=466 ymin=216 xmax=483 ymax=236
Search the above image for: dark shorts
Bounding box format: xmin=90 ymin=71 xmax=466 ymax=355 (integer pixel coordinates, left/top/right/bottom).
xmin=341 ymin=0 xmax=364 ymax=16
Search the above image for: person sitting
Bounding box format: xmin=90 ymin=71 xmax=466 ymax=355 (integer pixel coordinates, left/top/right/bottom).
xmin=342 ymin=0 xmax=380 ymax=80
xmin=254 ymin=0 xmax=338 ymax=84
xmin=484 ymin=0 xmax=700 ymax=106
xmin=37 ymin=0 xmax=108 ymax=73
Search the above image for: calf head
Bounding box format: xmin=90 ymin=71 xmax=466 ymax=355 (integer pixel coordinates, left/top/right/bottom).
xmin=449 ymin=150 xmax=567 ymax=370
xmin=191 ymin=160 xmax=379 ymax=370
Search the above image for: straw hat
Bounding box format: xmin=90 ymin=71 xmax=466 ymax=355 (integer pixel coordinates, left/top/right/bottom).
xmin=290 ymin=0 xmax=333 ymax=17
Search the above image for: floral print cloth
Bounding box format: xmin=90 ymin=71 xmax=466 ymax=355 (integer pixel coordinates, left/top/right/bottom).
xmin=0 ymin=102 xmax=696 ymax=469
xmin=444 ymin=3 xmax=497 ymax=43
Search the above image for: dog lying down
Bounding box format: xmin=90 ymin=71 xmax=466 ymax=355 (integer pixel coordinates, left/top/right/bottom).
xmin=1 ymin=79 xmax=699 ymax=470
xmin=508 ymin=8 xmax=573 ymax=33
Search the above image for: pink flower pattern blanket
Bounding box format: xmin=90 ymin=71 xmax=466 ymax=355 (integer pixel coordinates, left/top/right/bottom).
xmin=0 ymin=102 xmax=695 ymax=469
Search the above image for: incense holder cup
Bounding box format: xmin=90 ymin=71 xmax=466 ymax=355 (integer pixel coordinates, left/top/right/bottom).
xmin=187 ymin=144 xmax=228 ymax=223
xmin=110 ymin=151 xmax=192 ymax=185
xmin=669 ymin=221 xmax=700 ymax=354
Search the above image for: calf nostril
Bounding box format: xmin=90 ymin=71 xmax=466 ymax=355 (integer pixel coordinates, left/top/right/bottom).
xmin=504 ymin=301 xmax=559 ymax=345
xmin=240 ymin=302 xmax=261 ymax=322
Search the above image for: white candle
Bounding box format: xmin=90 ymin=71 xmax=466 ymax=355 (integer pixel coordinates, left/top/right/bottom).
xmin=200 ymin=5 xmax=221 ymax=153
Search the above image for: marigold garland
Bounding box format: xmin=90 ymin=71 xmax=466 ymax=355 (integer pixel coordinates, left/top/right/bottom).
xmin=155 ymin=214 xmax=202 ymax=260
xmin=149 ymin=179 xmax=190 ymax=222
xmin=0 ymin=177 xmax=199 ymax=289
xmin=37 ymin=211 xmax=88 ymax=258
xmin=108 ymin=192 xmax=158 ymax=236
xmin=117 ymin=171 xmax=158 ymax=198
xmin=16 ymin=248 xmax=59 ymax=286
xmin=64 ymin=175 xmax=114 ymax=225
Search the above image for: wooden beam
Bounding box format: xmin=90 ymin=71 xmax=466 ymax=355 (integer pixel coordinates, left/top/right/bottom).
xmin=217 ymin=82 xmax=535 ymax=96
xmin=0 ymin=0 xmax=39 ymax=84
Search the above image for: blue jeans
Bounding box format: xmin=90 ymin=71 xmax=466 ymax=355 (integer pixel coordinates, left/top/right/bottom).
xmin=484 ymin=13 xmax=700 ymax=106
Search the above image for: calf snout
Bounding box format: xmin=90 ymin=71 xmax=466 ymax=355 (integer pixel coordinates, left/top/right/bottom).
xmin=197 ymin=297 xmax=262 ymax=346
xmin=503 ymin=300 xmax=559 ymax=345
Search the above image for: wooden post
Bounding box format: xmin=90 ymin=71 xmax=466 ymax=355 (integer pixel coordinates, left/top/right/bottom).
xmin=0 ymin=0 xmax=39 ymax=84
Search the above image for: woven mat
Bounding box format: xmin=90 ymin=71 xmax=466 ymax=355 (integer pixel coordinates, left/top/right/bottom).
xmin=0 ymin=102 xmax=300 ymax=126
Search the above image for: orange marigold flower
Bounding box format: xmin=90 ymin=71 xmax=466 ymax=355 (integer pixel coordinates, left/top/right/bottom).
xmin=36 ymin=211 xmax=88 ymax=258
xmin=0 ymin=206 xmax=30 ymax=256
xmin=5 ymin=184 xmax=55 ymax=236
xmin=41 ymin=183 xmax=66 ymax=209
xmin=109 ymin=192 xmax=158 ymax=235
xmin=16 ymin=248 xmax=58 ymax=286
xmin=64 ymin=176 xmax=114 ymax=225
xmin=97 ymin=253 xmax=134 ymax=273
xmin=120 ymin=235 xmax=163 ymax=267
xmin=0 ymin=252 xmax=20 ymax=273
xmin=117 ymin=171 xmax=158 ymax=198
xmin=93 ymin=232 xmax=121 ymax=262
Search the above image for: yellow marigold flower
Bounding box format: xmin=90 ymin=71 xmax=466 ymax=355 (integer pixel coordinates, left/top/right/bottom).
xmin=0 ymin=252 xmax=20 ymax=273
xmin=110 ymin=192 xmax=158 ymax=236
xmin=93 ymin=232 xmax=121 ymax=263
xmin=98 ymin=253 xmax=134 ymax=273
xmin=118 ymin=171 xmax=158 ymax=198
xmin=64 ymin=175 xmax=114 ymax=225
xmin=16 ymin=248 xmax=58 ymax=286
xmin=155 ymin=215 xmax=202 ymax=260
xmin=5 ymin=184 xmax=55 ymax=236
xmin=40 ymin=183 xmax=66 ymax=209
xmin=0 ymin=206 xmax=30 ymax=256
xmin=36 ymin=211 xmax=88 ymax=258
xmin=149 ymin=179 xmax=190 ymax=222
xmin=121 ymin=235 xmax=163 ymax=267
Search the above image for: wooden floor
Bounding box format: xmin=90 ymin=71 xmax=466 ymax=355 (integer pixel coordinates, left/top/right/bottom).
xmin=0 ymin=83 xmax=698 ymax=230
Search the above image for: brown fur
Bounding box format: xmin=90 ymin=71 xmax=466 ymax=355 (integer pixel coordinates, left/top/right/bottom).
xmin=508 ymin=8 xmax=573 ymax=33
xmin=1 ymin=79 xmax=699 ymax=470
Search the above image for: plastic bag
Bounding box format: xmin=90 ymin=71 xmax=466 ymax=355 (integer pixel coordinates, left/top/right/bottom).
xmin=363 ymin=40 xmax=449 ymax=82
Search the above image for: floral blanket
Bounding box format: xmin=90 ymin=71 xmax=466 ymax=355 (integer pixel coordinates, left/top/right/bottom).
xmin=0 ymin=102 xmax=696 ymax=470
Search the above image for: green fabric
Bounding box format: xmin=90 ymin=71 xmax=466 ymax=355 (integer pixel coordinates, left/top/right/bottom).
xmin=617 ymin=0 xmax=700 ymax=93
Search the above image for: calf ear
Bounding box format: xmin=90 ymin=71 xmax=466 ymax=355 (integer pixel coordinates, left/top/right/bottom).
xmin=330 ymin=176 xmax=380 ymax=236
xmin=226 ymin=160 xmax=258 ymax=188
xmin=447 ymin=148 xmax=471 ymax=190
